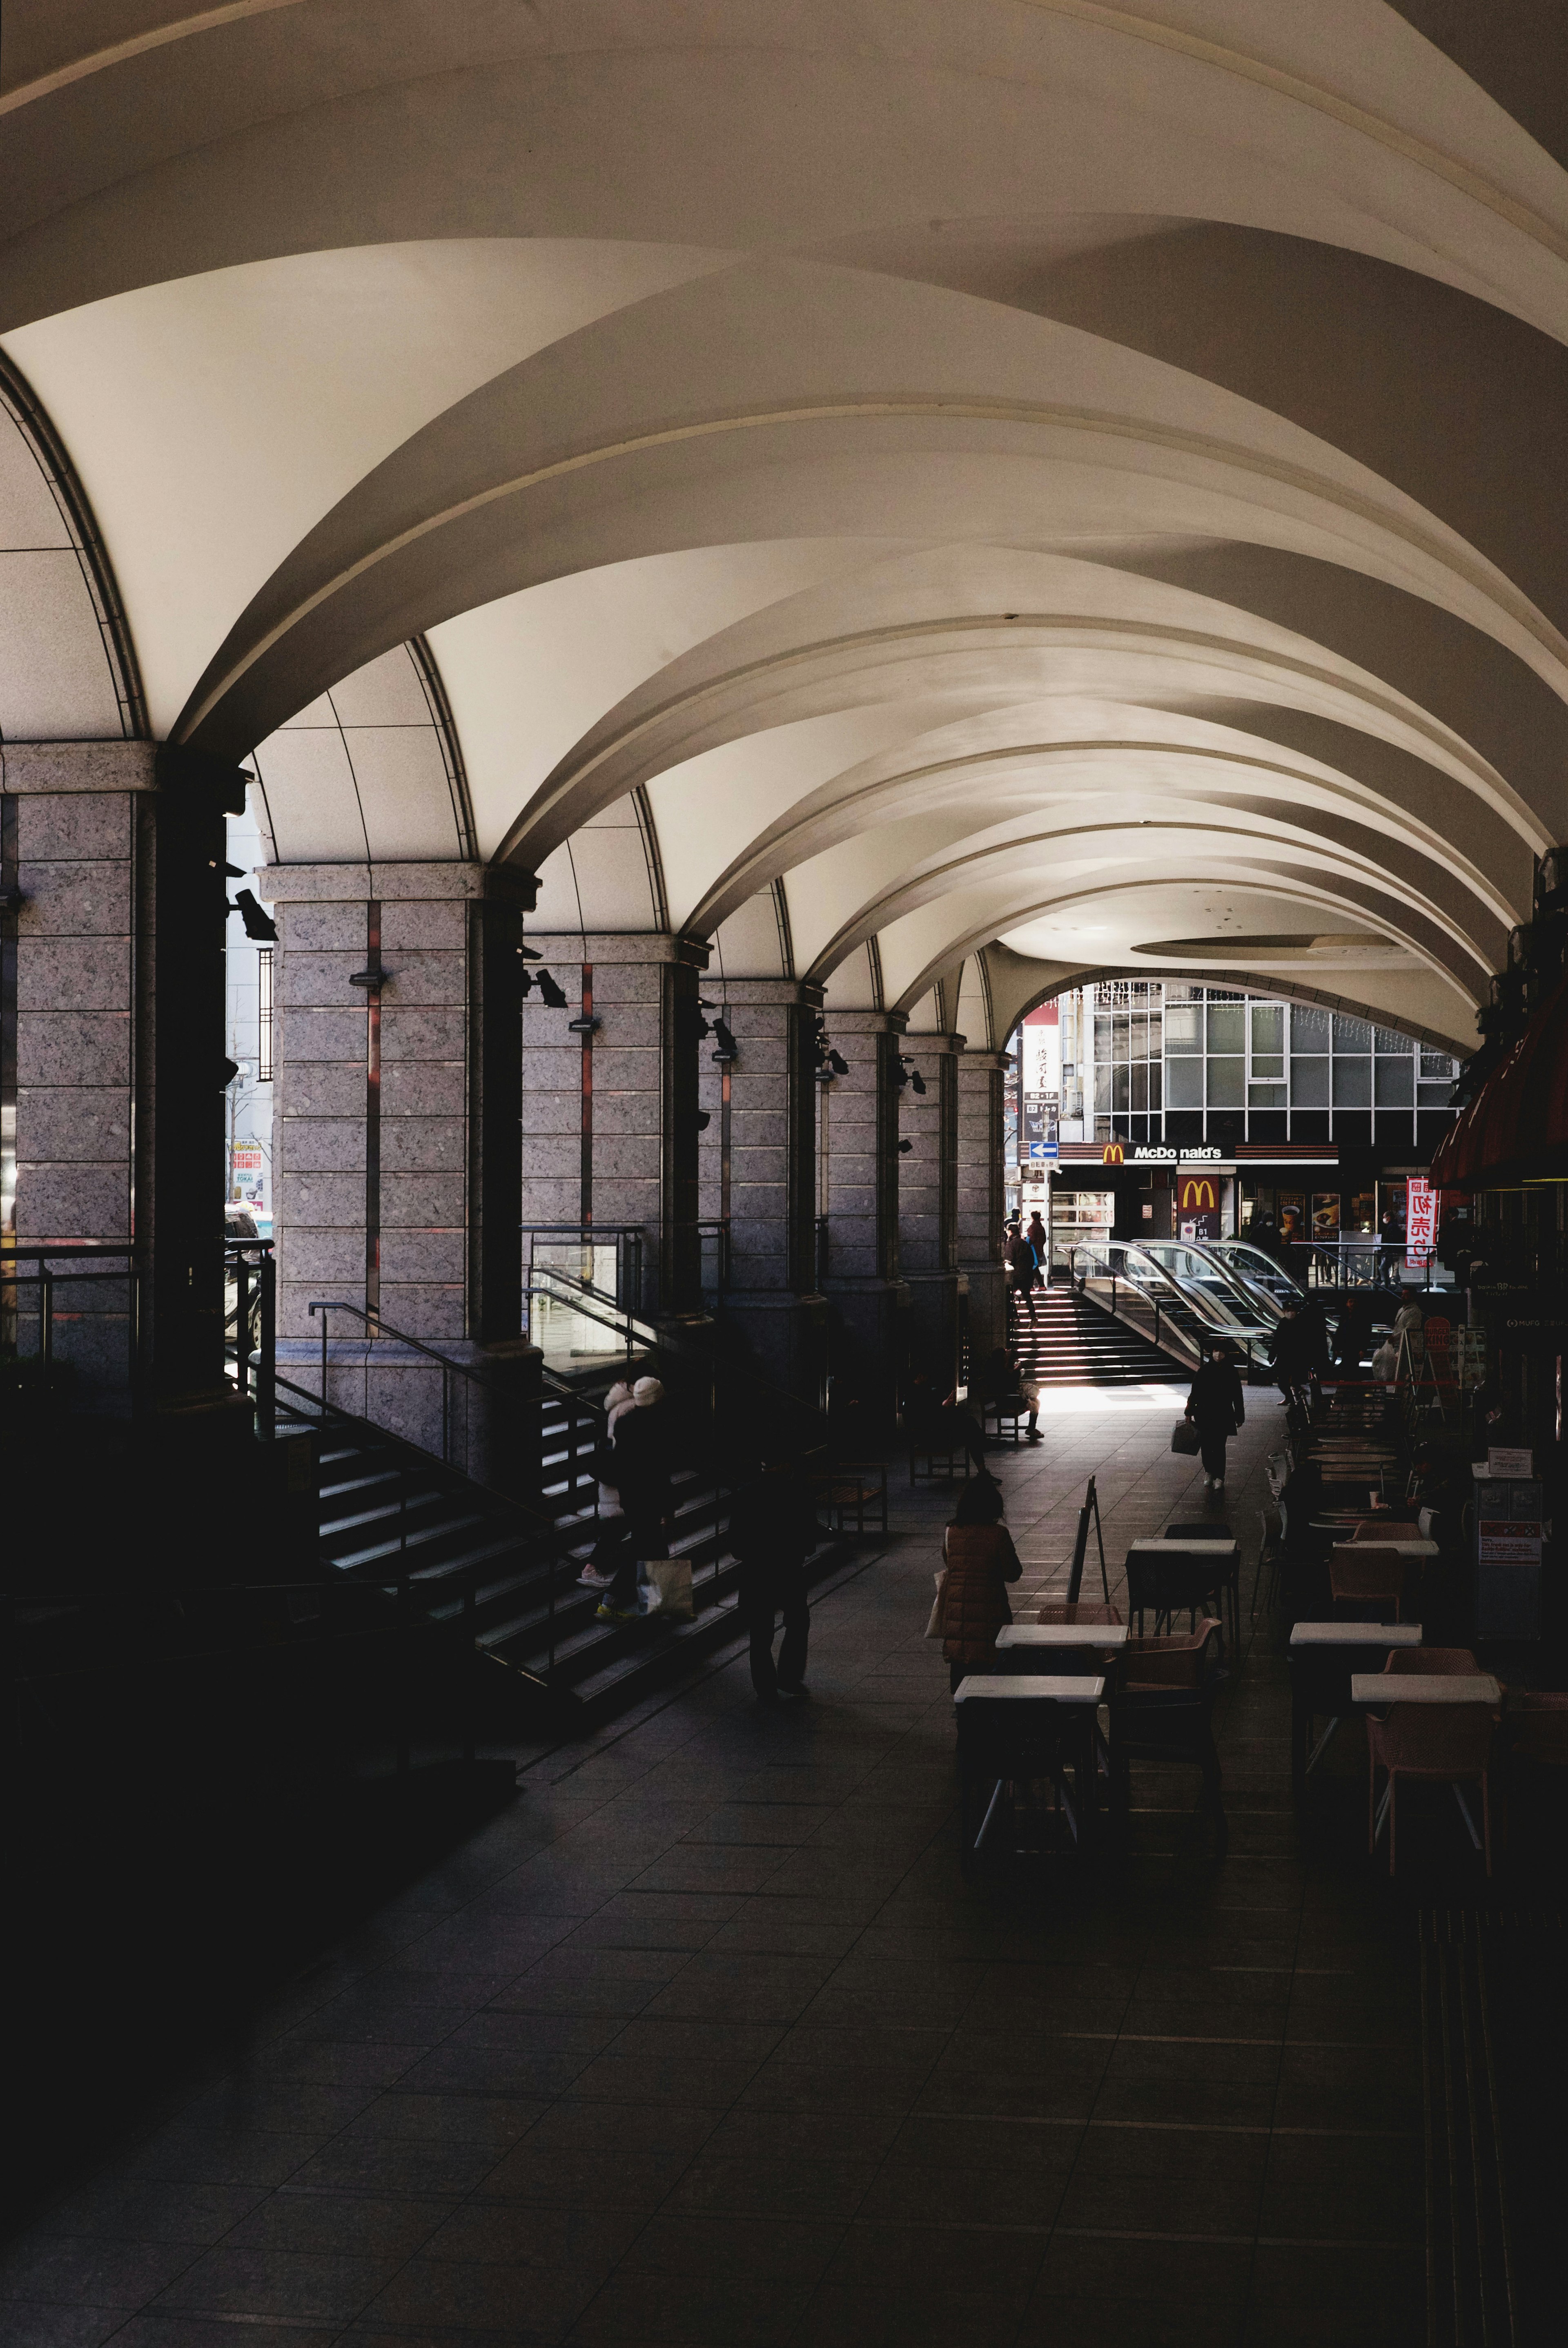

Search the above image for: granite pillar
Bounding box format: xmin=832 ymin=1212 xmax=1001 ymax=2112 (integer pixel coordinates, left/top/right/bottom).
xmin=6 ymin=739 xmax=246 ymax=1411
xmin=817 ymin=1008 xmax=910 ymax=1424
xmin=958 ymin=1046 xmax=1008 ymax=1368
xmin=697 ymin=977 xmax=826 ymax=1400
xmin=263 ymin=860 xmax=537 ymax=1473
xmin=898 ymin=1031 xmax=963 ymax=1391
xmin=520 ymin=931 xmax=708 ymax=1326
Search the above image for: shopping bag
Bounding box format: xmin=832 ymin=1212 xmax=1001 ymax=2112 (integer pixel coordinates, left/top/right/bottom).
xmin=1170 ymin=1419 xmax=1201 ymax=1456
xmin=924 ymin=1567 xmax=948 ymax=1640
xmin=641 ymin=1558 xmax=694 ymax=1621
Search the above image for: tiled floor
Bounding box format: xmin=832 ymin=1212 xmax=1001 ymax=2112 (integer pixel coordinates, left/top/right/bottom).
xmin=3 ymin=1385 xmax=1427 ymax=2347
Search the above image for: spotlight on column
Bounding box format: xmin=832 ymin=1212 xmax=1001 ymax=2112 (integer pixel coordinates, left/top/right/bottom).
xmin=909 ymin=1068 xmax=927 ymax=1096
xmin=227 ymin=888 xmax=277 ymax=941
xmin=712 ymin=1017 xmax=738 ymax=1061
xmin=224 ymin=862 xmax=246 ymax=878
xmin=523 ymin=968 xmax=569 ymax=1008
xmin=898 ymin=1138 xmax=913 ymax=1154
xmin=221 ymin=1057 xmax=240 ymax=1085
xmin=516 ymin=944 xmax=542 ymax=960
xmin=695 ymin=1109 xmax=711 ymax=1130
xmin=828 ymin=1050 xmax=849 ymax=1076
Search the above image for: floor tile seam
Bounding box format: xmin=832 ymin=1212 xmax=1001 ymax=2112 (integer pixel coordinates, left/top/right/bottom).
xmin=1236 ymin=1827 xmax=1307 ymax=2346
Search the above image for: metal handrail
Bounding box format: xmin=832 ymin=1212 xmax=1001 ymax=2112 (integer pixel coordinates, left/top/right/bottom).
xmin=523 ymin=1272 xmax=653 ymax=1362
xmin=1145 ymin=1239 xmax=1287 ymax=1328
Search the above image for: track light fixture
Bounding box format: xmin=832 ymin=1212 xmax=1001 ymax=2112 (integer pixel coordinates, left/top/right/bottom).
xmin=521 ymin=967 xmax=570 ymax=1008
xmin=695 ymin=1109 xmax=711 ymax=1130
xmin=898 ymin=1137 xmax=913 ymax=1154
xmin=712 ymin=1016 xmax=738 ymax=1061
xmin=227 ymin=888 xmax=277 ymax=941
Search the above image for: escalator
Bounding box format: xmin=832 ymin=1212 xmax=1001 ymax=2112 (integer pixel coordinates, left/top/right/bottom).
xmin=1069 ymin=1239 xmax=1276 ymax=1379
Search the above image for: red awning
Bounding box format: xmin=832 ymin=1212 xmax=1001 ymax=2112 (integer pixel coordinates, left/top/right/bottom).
xmin=1431 ymin=967 xmax=1568 ymax=1187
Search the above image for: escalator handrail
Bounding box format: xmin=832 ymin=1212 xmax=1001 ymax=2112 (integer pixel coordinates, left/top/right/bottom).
xmin=1068 ymin=1239 xmax=1273 ymax=1365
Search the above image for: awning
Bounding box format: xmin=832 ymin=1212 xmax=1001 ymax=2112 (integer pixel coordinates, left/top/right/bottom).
xmin=1429 ymin=969 xmax=1568 ymax=1187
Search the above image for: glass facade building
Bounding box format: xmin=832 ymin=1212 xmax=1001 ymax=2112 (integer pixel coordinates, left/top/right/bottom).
xmin=1056 ymin=981 xmax=1459 ymax=1158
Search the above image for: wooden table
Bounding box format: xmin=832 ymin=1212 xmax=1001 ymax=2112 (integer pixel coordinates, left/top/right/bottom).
xmin=1286 ymin=1622 xmax=1421 ymax=1804
xmin=953 ymin=1675 xmax=1105 ymax=1865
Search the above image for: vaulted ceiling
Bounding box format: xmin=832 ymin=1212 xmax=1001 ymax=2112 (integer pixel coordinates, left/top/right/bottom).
xmin=5 ymin=0 xmax=1568 ymax=1049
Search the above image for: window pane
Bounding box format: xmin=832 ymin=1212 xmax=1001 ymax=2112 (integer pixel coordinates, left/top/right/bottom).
xmin=1166 ymin=1056 xmax=1203 ymax=1107
xmin=1095 ymin=1065 xmax=1112 ymax=1112
xmin=1131 ymin=1060 xmax=1148 ymax=1111
xmin=1252 ymin=1053 xmax=1284 ymax=1079
xmin=1332 ymin=1056 xmax=1372 ymax=1106
xmin=1113 ymin=1012 xmax=1129 ymax=1057
xmin=1418 ymin=1080 xmax=1454 ymax=1107
xmin=1165 ymin=1003 xmax=1202 ymax=1052
xmin=1374 ymin=1027 xmax=1408 ymax=1056
xmin=1112 ymin=1064 xmax=1130 ymax=1109
xmin=1208 ymin=1055 xmax=1244 ymax=1107
xmin=1146 ymin=1010 xmax=1163 ymax=1056
xmin=1420 ymin=1050 xmax=1456 ymax=1080
xmin=1207 ymin=1004 xmax=1245 ymax=1052
xmin=1094 ymin=1014 xmax=1113 ymax=1058
xmin=1291 ymin=1004 xmax=1330 ymax=1051
xmin=1333 ymin=1014 xmax=1372 ymax=1051
xmin=1291 ymin=1056 xmax=1329 ymax=1105
xmin=1250 ymin=1004 xmax=1284 ymax=1055
xmin=1249 ymin=1081 xmax=1287 ymax=1108
xmin=1148 ymin=1061 xmax=1162 ymax=1111
xmin=1374 ymin=1056 xmax=1414 ymax=1106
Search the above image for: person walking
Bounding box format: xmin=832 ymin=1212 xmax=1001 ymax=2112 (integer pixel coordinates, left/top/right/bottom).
xmin=1007 ymin=1223 xmax=1039 ymax=1326
xmin=1185 ymin=1342 xmax=1245 ymax=1493
xmin=936 ymin=1478 xmax=1023 ymax=1694
xmin=587 ymin=1375 xmax=672 ymax=1621
xmin=577 ymin=1379 xmax=638 ymax=1591
xmin=1026 ymin=1210 xmax=1049 ymax=1278
xmin=728 ymin=1450 xmax=820 ymax=1700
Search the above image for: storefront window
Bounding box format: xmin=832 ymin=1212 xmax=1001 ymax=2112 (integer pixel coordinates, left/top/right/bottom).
xmin=1348 ymin=1189 xmax=1375 ymax=1233
xmin=1312 ymin=1192 xmax=1341 ymax=1241
xmin=1279 ymin=1192 xmax=1305 ymax=1241
xmin=1207 ymin=1002 xmax=1244 ymax=1052
xmin=1166 ymin=1057 xmax=1203 ymax=1107
xmin=1332 ymin=1057 xmax=1371 ymax=1106
xmin=1291 ymin=1056 xmax=1329 ymax=1105
xmin=1165 ymin=1002 xmax=1202 ymax=1052
xmin=1207 ymin=1056 xmax=1244 ymax=1107
xmin=1374 ymin=1056 xmax=1414 ymax=1105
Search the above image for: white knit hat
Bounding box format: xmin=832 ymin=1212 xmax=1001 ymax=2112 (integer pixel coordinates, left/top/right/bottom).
xmin=633 ymin=1376 xmax=665 ymax=1404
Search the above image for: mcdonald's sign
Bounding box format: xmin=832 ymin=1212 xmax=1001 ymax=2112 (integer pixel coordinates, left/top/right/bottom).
xmin=1102 ymin=1142 xmax=1125 ymax=1166
xmin=1180 ymin=1176 xmax=1217 ymax=1212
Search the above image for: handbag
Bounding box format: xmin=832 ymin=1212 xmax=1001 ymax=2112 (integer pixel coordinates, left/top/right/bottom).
xmin=924 ymin=1566 xmax=948 ymax=1640
xmin=640 ymin=1557 xmax=694 ymax=1621
xmin=1171 ymin=1418 xmax=1201 ymax=1455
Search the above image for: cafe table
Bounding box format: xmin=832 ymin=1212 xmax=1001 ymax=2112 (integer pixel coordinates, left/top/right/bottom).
xmin=953 ymin=1675 xmax=1105 ymax=1865
xmin=1287 ymin=1622 xmax=1421 ymax=1804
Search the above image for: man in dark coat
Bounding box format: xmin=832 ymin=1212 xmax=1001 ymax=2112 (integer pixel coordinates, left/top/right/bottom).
xmin=729 ymin=1454 xmax=820 ymax=1700
xmin=1269 ymin=1299 xmax=1321 ymax=1415
xmin=594 ymin=1377 xmax=673 ymax=1621
xmin=1007 ymin=1225 xmax=1039 ymax=1324
xmin=1185 ymin=1343 xmax=1245 ymax=1491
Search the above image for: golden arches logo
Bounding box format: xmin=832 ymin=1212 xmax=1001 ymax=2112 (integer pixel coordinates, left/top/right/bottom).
xmin=1102 ymin=1142 xmax=1125 ymax=1165
xmin=1181 ymin=1177 xmax=1217 ymax=1212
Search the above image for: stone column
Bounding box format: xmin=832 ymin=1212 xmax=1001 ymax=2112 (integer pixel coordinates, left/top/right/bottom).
xmin=957 ymin=1047 xmax=1008 ymax=1367
xmin=898 ymin=1031 xmax=962 ymax=1390
xmin=817 ymin=1008 xmax=909 ymax=1424
xmin=520 ymin=932 xmax=708 ymax=1326
xmin=7 ymin=740 xmax=246 ymax=1410
xmin=263 ymin=860 xmax=537 ymax=1468
xmin=697 ymin=977 xmax=826 ymax=1399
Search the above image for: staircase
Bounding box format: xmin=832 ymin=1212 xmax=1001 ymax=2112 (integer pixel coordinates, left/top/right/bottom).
xmin=1011 ymin=1276 xmax=1185 ymax=1387
xmin=279 ymin=1371 xmax=846 ymax=1732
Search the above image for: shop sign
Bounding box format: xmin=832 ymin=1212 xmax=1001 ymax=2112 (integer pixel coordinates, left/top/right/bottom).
xmin=1406 ymin=1176 xmax=1437 ymax=1263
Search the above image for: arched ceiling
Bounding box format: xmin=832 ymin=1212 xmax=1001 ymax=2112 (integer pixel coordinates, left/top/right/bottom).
xmin=6 ymin=1 xmax=1568 ymax=1056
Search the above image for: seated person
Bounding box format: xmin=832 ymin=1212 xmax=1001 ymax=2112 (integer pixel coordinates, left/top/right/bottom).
xmin=972 ymin=1346 xmax=1041 ymax=1444
xmin=904 ymin=1369 xmax=993 ymax=1477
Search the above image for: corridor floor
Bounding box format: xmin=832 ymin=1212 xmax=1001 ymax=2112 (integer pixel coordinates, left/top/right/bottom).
xmin=3 ymin=1389 xmax=1426 ymax=2348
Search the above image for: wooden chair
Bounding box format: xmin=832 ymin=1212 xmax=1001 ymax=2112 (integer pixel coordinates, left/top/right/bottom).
xmin=812 ymin=1460 xmax=888 ymax=1535
xmin=980 ymin=1397 xmax=1030 ymax=1447
xmin=1111 ymin=1620 xmax=1228 ymax=1855
xmin=910 ymin=1440 xmax=973 ymax=1487
xmin=1330 ymin=1543 xmax=1408 ymax=1621
xmin=1367 ymin=1649 xmax=1497 ymax=1875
